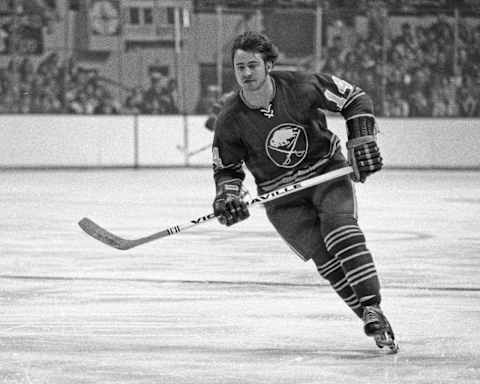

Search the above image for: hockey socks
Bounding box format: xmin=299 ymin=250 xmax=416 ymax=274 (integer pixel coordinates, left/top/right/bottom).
xmin=316 ymin=257 xmax=363 ymax=318
xmin=324 ymin=224 xmax=381 ymax=307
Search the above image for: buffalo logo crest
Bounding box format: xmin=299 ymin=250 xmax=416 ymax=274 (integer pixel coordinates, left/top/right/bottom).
xmin=265 ymin=123 xmax=308 ymax=168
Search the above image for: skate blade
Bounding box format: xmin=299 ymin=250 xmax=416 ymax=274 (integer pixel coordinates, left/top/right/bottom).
xmin=374 ymin=334 xmax=399 ymax=353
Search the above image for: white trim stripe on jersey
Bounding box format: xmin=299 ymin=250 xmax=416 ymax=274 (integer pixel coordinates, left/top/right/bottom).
xmin=341 ymin=89 xmax=366 ymax=111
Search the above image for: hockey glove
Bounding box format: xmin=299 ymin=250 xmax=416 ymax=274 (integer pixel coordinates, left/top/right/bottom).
xmin=346 ymin=116 xmax=383 ymax=183
xmin=213 ymin=180 xmax=250 ymax=226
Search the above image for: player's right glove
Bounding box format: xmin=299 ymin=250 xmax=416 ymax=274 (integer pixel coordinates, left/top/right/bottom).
xmin=213 ymin=180 xmax=250 ymax=226
xmin=346 ymin=115 xmax=383 ymax=183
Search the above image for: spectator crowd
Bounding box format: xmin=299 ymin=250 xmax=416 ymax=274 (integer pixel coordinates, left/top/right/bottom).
xmin=0 ymin=13 xmax=478 ymax=117
xmin=0 ymin=52 xmax=178 ymax=115
xmin=322 ymin=13 xmax=480 ymax=117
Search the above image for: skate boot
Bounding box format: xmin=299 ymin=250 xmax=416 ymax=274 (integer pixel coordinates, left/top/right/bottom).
xmin=362 ymin=305 xmax=399 ymax=353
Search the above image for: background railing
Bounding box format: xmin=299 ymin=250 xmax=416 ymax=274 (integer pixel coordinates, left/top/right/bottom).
xmin=0 ymin=0 xmax=478 ymax=117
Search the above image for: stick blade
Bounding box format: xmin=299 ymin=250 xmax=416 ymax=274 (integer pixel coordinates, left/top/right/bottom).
xmin=78 ymin=217 xmax=133 ymax=250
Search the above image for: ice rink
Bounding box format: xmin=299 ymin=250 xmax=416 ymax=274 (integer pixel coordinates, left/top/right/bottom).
xmin=1 ymin=168 xmax=479 ymax=384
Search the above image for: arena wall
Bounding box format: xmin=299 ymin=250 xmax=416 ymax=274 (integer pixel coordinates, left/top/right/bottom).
xmin=0 ymin=116 xmax=479 ymax=169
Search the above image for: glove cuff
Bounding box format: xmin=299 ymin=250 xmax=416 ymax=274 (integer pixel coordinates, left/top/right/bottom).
xmin=346 ymin=135 xmax=376 ymax=149
xmin=346 ymin=114 xmax=377 ymax=140
xmin=216 ymin=179 xmax=243 ymax=197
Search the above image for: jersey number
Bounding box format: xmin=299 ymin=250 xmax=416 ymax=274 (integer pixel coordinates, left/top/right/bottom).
xmin=324 ymin=75 xmax=354 ymax=110
xmin=332 ymin=75 xmax=353 ymax=95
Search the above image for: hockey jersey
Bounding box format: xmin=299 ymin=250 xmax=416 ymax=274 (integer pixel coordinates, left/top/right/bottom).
xmin=212 ymin=70 xmax=374 ymax=193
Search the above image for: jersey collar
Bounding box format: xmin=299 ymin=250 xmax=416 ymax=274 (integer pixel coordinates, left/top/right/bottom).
xmin=239 ymin=76 xmax=276 ymax=110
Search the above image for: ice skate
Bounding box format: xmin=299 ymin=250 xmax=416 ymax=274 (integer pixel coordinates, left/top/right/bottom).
xmin=362 ymin=305 xmax=399 ymax=353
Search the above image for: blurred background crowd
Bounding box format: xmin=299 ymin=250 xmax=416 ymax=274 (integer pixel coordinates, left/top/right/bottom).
xmin=0 ymin=53 xmax=178 ymax=114
xmin=0 ymin=0 xmax=478 ymax=117
xmin=322 ymin=14 xmax=480 ymax=117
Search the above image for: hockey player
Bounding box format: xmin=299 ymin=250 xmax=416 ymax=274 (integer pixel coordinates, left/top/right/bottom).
xmin=211 ymin=31 xmax=398 ymax=353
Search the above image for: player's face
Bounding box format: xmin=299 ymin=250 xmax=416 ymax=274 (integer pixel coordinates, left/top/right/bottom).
xmin=233 ymin=49 xmax=270 ymax=92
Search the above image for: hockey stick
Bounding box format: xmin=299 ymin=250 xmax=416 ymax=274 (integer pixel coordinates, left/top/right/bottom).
xmin=79 ymin=166 xmax=352 ymax=250
xmin=176 ymin=143 xmax=211 ymax=157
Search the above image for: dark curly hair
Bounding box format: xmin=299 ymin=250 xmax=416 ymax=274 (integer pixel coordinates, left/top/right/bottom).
xmin=230 ymin=31 xmax=279 ymax=66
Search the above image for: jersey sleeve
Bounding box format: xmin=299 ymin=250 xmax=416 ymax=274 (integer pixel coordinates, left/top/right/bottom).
xmin=308 ymin=73 xmax=375 ymax=119
xmin=212 ymin=116 xmax=246 ymax=186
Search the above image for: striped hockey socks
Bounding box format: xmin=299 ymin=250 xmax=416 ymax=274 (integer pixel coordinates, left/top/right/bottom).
xmin=323 ymin=224 xmax=381 ymax=308
xmin=316 ymin=256 xmax=363 ymax=317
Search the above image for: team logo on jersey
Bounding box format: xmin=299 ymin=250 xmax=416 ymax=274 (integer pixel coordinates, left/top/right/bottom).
xmin=265 ymin=123 xmax=308 ymax=168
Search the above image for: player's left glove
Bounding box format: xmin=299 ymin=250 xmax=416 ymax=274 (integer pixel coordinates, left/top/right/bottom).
xmin=346 ymin=115 xmax=383 ymax=183
xmin=213 ymin=180 xmax=250 ymax=226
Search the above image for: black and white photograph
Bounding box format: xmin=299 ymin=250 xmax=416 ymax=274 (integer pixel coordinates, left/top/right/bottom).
xmin=1 ymin=0 xmax=479 ymax=383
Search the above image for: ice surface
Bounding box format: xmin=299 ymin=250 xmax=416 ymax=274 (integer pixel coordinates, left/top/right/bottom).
xmin=0 ymin=169 xmax=479 ymax=383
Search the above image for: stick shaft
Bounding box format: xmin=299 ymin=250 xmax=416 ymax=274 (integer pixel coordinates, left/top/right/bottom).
xmin=153 ymin=166 xmax=353 ymax=235
xmin=79 ymin=166 xmax=352 ymax=250
xmin=177 ymin=143 xmax=211 ymax=157
xmin=246 ymin=166 xmax=352 ymax=208
xmin=187 ymin=143 xmax=211 ymax=156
